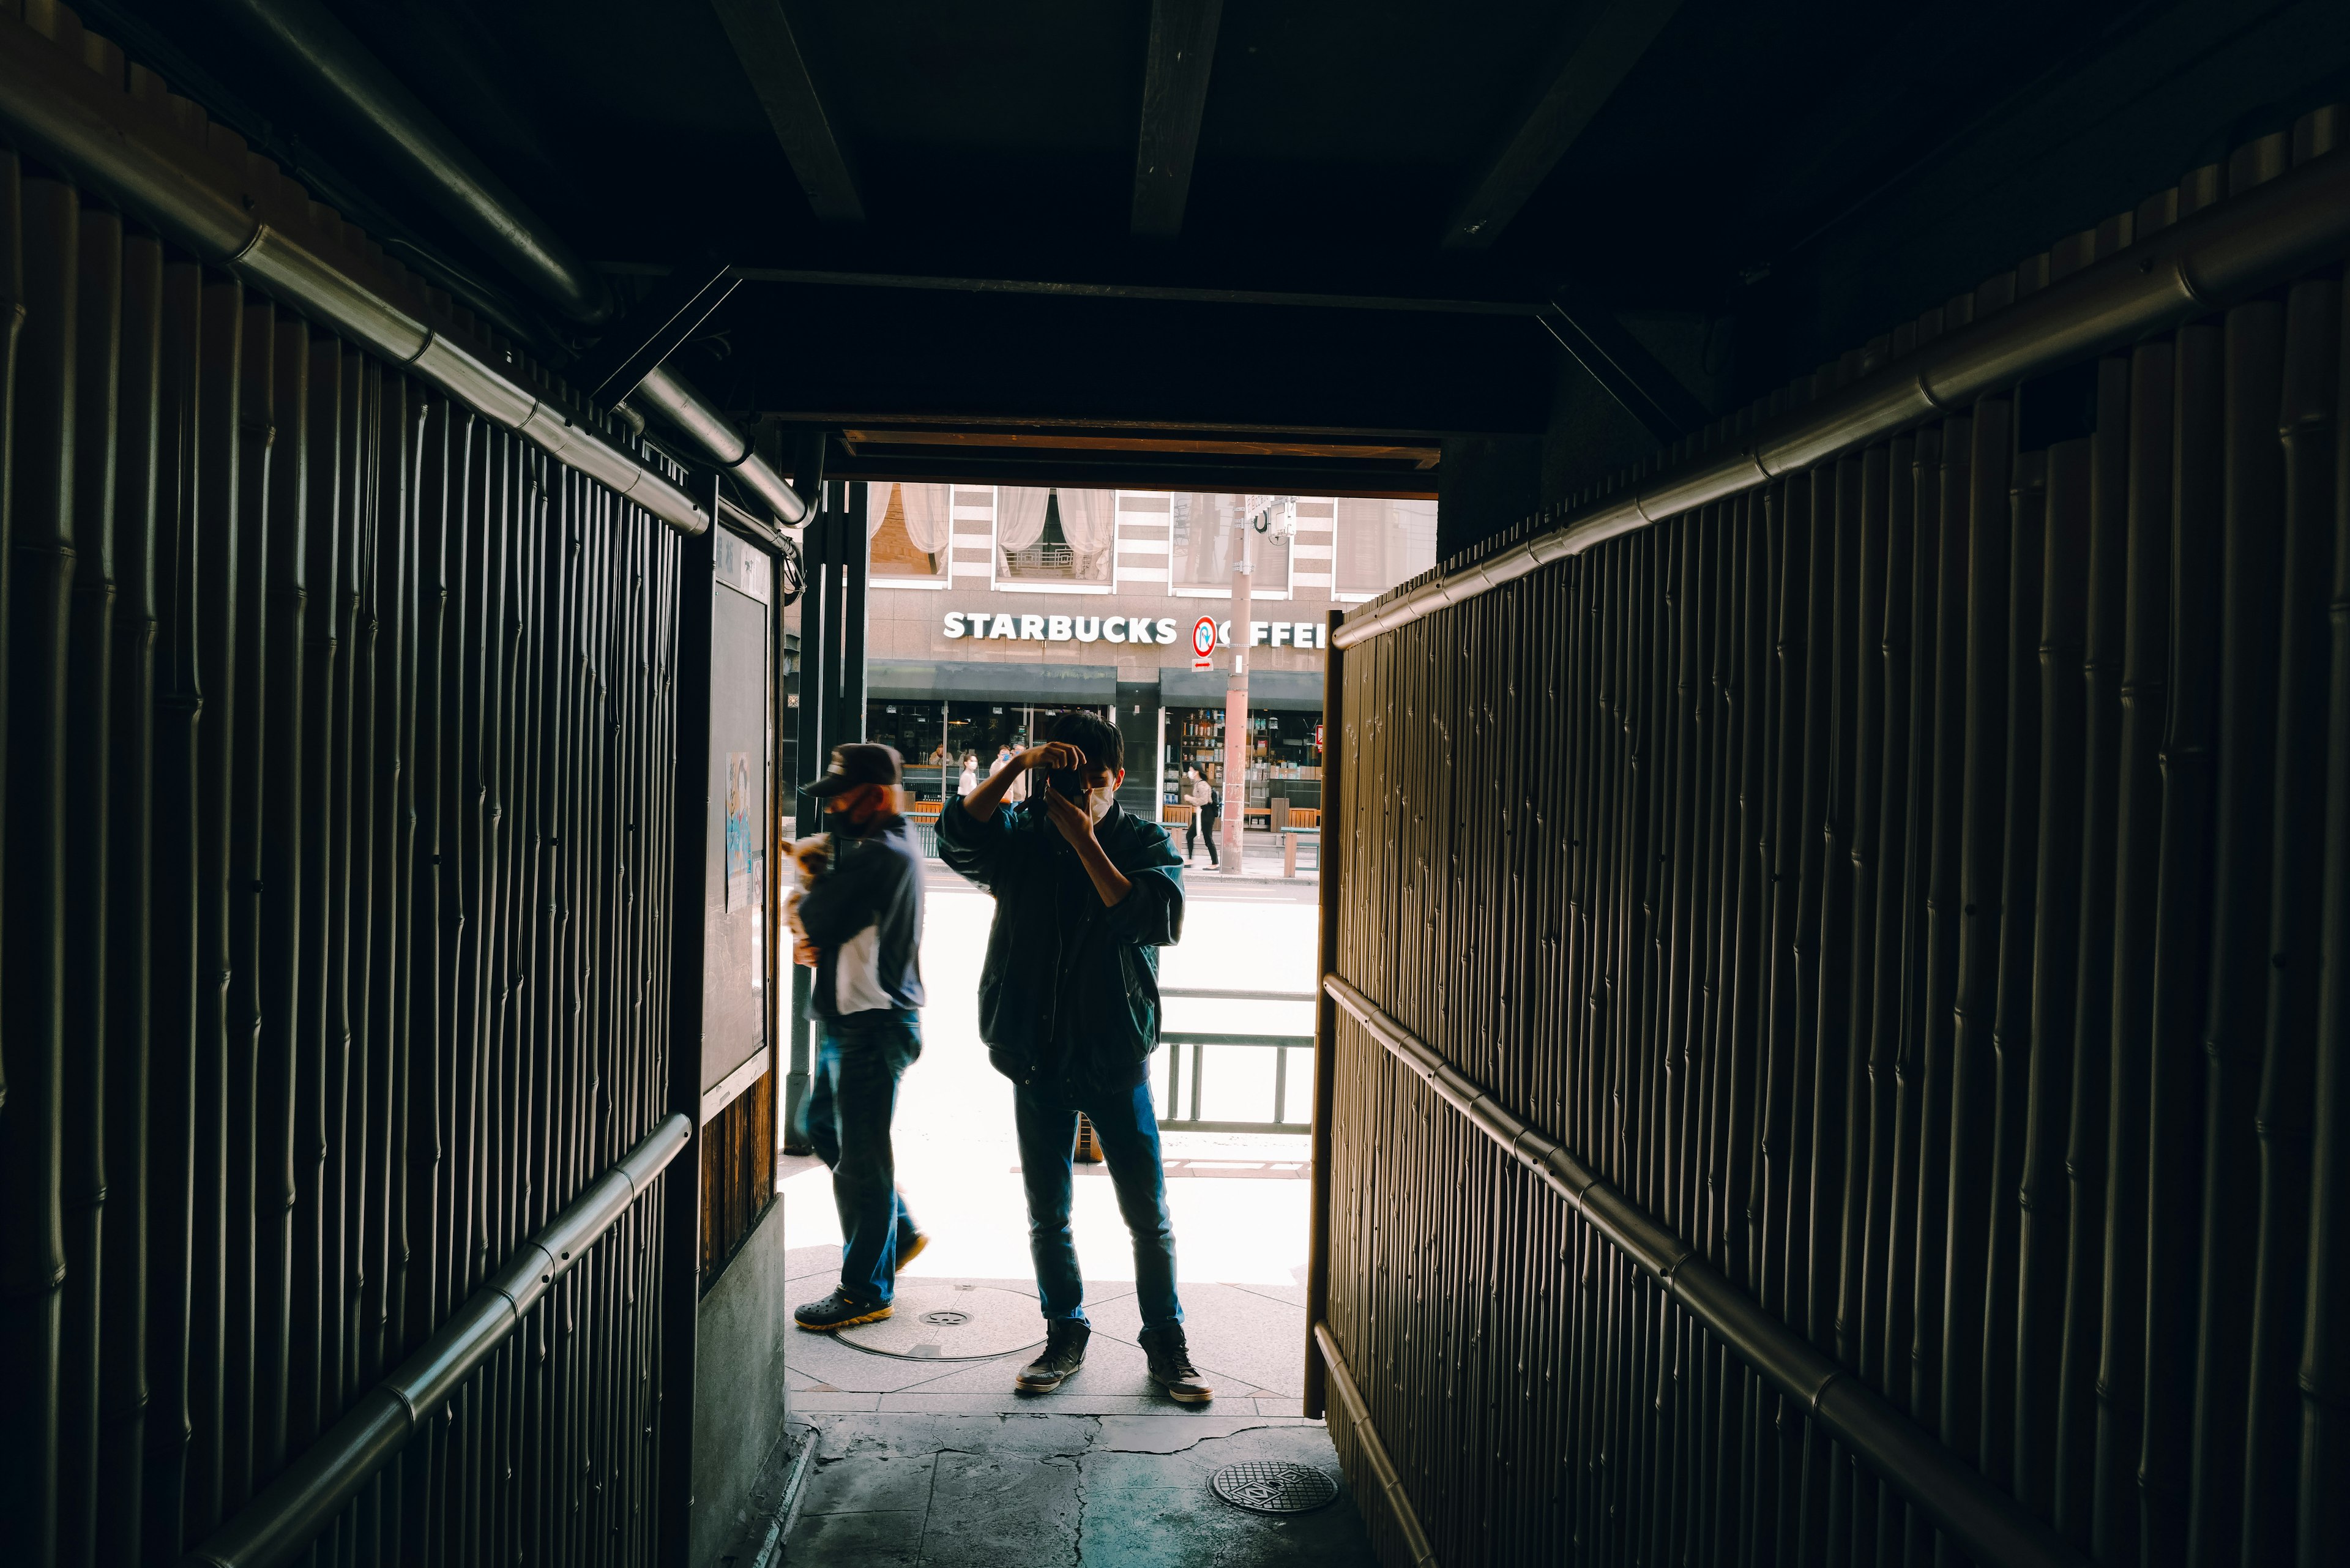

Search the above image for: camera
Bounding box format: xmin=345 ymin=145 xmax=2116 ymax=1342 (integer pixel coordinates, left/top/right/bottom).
xmin=1046 ymin=769 xmax=1087 ymax=802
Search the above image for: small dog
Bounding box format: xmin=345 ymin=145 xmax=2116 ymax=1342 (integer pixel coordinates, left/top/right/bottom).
xmin=783 ymin=833 xmax=830 ymax=967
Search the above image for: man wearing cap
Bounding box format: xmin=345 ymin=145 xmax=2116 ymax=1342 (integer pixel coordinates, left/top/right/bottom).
xmin=791 ymin=743 xmax=930 ymax=1331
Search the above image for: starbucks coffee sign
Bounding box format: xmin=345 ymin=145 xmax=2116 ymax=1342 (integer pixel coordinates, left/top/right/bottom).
xmin=942 ymin=611 xmax=1329 ymax=649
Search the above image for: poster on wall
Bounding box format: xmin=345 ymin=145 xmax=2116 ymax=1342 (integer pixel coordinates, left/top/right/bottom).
xmin=725 ymin=752 xmax=756 ymax=911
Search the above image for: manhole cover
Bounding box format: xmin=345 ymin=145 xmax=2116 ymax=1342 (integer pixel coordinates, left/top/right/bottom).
xmin=834 ymin=1283 xmax=1044 ymax=1361
xmin=1210 ymin=1462 xmax=1338 ymax=1515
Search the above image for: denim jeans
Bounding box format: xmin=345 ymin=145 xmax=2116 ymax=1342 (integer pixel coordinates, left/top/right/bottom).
xmin=807 ymin=1009 xmax=922 ymax=1304
xmin=1013 ymin=1080 xmax=1184 ymax=1332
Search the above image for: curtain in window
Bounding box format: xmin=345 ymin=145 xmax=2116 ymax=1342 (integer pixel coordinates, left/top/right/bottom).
xmin=867 ymin=480 xmax=895 ymax=537
xmin=899 ymin=483 xmax=953 ymax=554
xmin=997 ymin=485 xmax=1050 ymax=551
xmin=1055 ymin=488 xmax=1114 ymax=577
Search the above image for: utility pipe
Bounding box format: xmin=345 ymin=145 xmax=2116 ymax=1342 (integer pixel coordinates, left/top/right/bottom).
xmin=0 ymin=8 xmax=709 ymax=536
xmin=206 ymin=0 xmax=613 ymax=326
xmin=1334 ymin=143 xmax=2350 ymax=648
xmin=1321 ymin=974 xmax=2095 ymax=1568
xmin=182 ymin=1114 xmax=694 ymax=1568
xmin=212 ymin=0 xmax=805 ymax=525
xmin=634 ymin=365 xmax=809 ymax=525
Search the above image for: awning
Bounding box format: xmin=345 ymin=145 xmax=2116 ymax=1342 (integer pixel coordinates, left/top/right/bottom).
xmin=867 ymin=659 xmax=1119 ymax=704
xmin=1157 ymin=666 xmax=1324 ymax=711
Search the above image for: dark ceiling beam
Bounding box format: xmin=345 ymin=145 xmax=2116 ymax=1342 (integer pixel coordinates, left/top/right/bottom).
xmin=726 ymin=264 xmax=1540 ymax=316
xmin=1537 ymin=275 xmax=1709 ymax=443
xmin=820 ymin=446 xmax=1438 ymax=500
xmin=1440 ymin=0 xmax=1684 ymax=251
xmin=837 ymin=425 xmax=1441 ymax=468
xmin=1130 ymin=0 xmax=1225 ymax=237
xmin=707 ymin=0 xmax=864 ymax=224
xmin=570 ymin=259 xmax=740 ymax=405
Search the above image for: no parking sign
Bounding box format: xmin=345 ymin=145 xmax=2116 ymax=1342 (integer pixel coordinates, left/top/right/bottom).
xmin=1191 ymin=615 xmax=1217 ymax=671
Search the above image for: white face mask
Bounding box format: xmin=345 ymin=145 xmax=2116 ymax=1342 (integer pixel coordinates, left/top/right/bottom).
xmin=1086 ymin=784 xmax=1115 ymax=823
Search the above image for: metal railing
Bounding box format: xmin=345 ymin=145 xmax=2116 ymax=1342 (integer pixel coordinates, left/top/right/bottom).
xmin=1154 ymin=987 xmax=1315 ymax=1133
xmin=185 ymin=1116 xmax=695 ymax=1568
xmin=1322 ymin=977 xmax=2087 ymax=1568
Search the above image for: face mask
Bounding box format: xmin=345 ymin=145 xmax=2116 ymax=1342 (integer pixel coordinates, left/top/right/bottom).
xmin=1086 ymin=784 xmax=1114 ymax=823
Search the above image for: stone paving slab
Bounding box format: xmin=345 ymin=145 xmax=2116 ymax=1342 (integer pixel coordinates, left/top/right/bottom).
xmin=789 ymin=1411 xmax=1374 ymax=1566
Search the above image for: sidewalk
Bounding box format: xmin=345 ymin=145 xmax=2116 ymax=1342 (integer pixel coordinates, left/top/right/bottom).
xmin=778 ymin=873 xmax=1357 ymax=1562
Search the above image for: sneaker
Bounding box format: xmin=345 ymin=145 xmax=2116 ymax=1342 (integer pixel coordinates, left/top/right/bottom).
xmin=1138 ymin=1325 xmax=1214 ymax=1403
xmin=895 ymin=1225 xmax=929 ymax=1269
xmin=1015 ymin=1319 xmax=1091 ymax=1394
xmin=794 ymin=1288 xmax=891 ymax=1331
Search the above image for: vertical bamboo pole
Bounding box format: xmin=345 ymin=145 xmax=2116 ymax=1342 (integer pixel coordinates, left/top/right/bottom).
xmin=58 ymin=196 xmax=122 ymax=1568
xmin=1305 ymin=605 xmax=1345 ymax=1419
xmin=97 ymin=223 xmax=163 ymax=1568
xmin=2242 ymin=272 xmax=2338 ymax=1568
xmin=1 ymin=170 xmax=79 ymax=1568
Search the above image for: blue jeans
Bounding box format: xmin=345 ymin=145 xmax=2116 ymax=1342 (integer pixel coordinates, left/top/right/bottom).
xmin=807 ymin=1010 xmax=922 ymax=1304
xmin=1014 ymin=1080 xmax=1184 ymax=1332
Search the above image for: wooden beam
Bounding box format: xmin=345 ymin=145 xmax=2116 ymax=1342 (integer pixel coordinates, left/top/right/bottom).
xmin=1537 ymin=274 xmax=1709 ymax=442
xmin=839 ymin=427 xmax=1441 ymax=468
xmin=1130 ymin=0 xmax=1225 ymax=238
xmin=708 ymin=0 xmax=864 ymax=224
xmin=1440 ymin=0 xmax=1683 ymax=250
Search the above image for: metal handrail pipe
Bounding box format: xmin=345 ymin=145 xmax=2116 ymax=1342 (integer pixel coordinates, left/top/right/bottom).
xmin=633 ymin=365 xmax=810 ymax=525
xmin=211 ymin=0 xmax=804 ymax=527
xmin=1321 ymin=974 xmax=2094 ymax=1568
xmin=0 ymin=9 xmax=710 ymax=536
xmin=1311 ymin=1323 xmax=1439 ymax=1567
xmin=1159 ymin=986 xmax=1319 ymax=1001
xmin=1332 ymin=142 xmax=2350 ymax=649
xmin=182 ymin=1114 xmax=695 ymax=1568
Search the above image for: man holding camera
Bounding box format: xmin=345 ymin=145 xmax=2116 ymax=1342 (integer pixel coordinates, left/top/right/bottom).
xmin=939 ymin=711 xmax=1214 ymax=1403
xmin=791 ymin=743 xmax=930 ymax=1332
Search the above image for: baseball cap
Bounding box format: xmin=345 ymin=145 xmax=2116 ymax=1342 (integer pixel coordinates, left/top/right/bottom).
xmin=804 ymin=742 xmax=903 ymax=797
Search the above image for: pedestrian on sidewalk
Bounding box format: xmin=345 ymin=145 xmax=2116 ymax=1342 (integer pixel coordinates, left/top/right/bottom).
xmin=791 ymin=743 xmax=932 ymax=1332
xmin=939 ymin=711 xmax=1215 ymax=1403
xmin=1184 ymin=766 xmax=1218 ymax=867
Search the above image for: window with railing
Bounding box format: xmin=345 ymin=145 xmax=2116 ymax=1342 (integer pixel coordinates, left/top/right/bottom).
xmin=998 ymin=488 xmax=1112 ymax=583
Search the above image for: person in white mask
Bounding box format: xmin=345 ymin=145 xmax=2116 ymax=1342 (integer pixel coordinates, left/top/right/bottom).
xmin=938 ymin=711 xmax=1211 ymax=1404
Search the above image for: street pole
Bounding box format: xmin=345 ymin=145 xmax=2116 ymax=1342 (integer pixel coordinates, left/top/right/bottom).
xmin=1221 ymin=498 xmax=1255 ymax=875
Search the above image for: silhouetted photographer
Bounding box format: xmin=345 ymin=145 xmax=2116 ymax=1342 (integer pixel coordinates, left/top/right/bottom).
xmin=938 ymin=711 xmax=1214 ymax=1403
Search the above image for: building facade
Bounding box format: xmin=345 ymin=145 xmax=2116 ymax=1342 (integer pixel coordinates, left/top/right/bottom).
xmin=841 ymin=485 xmax=1436 ymax=818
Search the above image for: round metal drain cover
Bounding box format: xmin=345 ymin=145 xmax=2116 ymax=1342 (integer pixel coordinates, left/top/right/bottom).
xmin=1210 ymin=1462 xmax=1338 ymax=1515
xmin=835 ymin=1283 xmax=1044 ymax=1361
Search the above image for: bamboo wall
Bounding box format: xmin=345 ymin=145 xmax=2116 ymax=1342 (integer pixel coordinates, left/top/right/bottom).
xmin=1324 ymin=120 xmax=2348 ymax=1566
xmin=0 ymin=155 xmax=696 ymax=1566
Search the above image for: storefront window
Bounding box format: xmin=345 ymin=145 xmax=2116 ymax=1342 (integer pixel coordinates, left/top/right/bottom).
xmin=865 ymin=700 xmax=948 ymax=798
xmin=871 ymin=701 xmax=1116 ymax=803
xmin=1163 ymin=707 xmax=1323 ymax=817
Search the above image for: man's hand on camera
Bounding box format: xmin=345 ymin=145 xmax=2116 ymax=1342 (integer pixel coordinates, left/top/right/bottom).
xmin=1042 ymin=780 xmax=1096 ymax=849
xmin=1015 ymin=741 xmax=1084 ymax=774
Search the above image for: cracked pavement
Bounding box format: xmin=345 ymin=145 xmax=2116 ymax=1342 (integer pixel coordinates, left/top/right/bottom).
xmin=788 ymin=1412 xmax=1375 ymax=1566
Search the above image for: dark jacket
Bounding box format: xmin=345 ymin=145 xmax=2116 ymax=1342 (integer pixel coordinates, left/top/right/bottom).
xmin=797 ymin=813 xmax=925 ymax=1019
xmin=936 ymin=794 xmax=1184 ymax=1094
